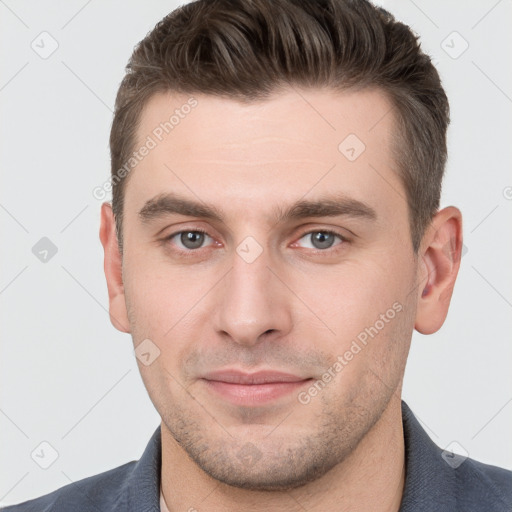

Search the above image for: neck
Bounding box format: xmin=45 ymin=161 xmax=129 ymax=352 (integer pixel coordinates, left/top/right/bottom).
xmin=161 ymin=397 xmax=405 ymax=512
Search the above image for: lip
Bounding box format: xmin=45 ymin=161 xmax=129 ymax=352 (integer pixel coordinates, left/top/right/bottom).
xmin=202 ymin=369 xmax=308 ymax=384
xmin=201 ymin=369 xmax=313 ymax=405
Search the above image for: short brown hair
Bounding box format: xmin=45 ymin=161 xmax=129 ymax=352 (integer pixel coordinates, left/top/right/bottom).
xmin=109 ymin=0 xmax=449 ymax=255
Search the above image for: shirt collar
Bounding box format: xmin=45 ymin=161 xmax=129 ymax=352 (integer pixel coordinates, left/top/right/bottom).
xmin=399 ymin=400 xmax=457 ymax=511
xmin=124 ymin=423 xmax=161 ymax=511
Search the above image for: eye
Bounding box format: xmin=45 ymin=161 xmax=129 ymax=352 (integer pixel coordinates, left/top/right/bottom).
xmin=166 ymin=229 xmax=214 ymax=251
xmin=162 ymin=228 xmax=347 ymax=255
xmin=295 ymin=230 xmax=346 ymax=251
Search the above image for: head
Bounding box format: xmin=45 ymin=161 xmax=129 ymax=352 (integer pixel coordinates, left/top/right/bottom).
xmin=100 ymin=0 xmax=462 ymax=491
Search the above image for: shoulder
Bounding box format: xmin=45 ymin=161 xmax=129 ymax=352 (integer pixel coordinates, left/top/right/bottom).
xmin=455 ymin=456 xmax=512 ymax=510
xmin=400 ymin=401 xmax=512 ymax=511
xmin=0 ymin=461 xmax=136 ymax=512
xmin=1 ymin=425 xmax=162 ymax=512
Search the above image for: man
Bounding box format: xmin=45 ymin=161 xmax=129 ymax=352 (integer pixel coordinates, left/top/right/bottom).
xmin=3 ymin=0 xmax=511 ymax=510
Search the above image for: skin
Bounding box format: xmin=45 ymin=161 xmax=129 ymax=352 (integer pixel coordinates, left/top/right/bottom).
xmin=99 ymin=87 xmax=463 ymax=512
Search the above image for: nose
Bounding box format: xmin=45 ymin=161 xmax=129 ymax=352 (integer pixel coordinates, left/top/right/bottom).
xmin=213 ymin=244 xmax=293 ymax=348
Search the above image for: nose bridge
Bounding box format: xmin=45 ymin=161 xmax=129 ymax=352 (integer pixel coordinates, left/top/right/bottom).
xmin=213 ymin=240 xmax=292 ymax=346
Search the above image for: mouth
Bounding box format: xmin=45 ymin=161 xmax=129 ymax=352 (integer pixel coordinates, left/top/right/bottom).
xmin=200 ymin=369 xmax=314 ymax=406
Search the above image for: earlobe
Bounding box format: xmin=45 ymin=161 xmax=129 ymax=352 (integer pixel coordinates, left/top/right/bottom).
xmin=414 ymin=206 xmax=463 ymax=335
xmin=99 ymin=202 xmax=131 ymax=333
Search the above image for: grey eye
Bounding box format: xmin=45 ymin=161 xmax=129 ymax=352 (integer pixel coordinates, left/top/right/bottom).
xmin=310 ymin=232 xmax=336 ymax=249
xmin=179 ymin=231 xmax=207 ymax=250
xmin=297 ymin=231 xmax=343 ymax=250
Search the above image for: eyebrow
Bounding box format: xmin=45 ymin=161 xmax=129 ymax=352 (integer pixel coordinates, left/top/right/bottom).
xmin=138 ymin=192 xmax=377 ymax=225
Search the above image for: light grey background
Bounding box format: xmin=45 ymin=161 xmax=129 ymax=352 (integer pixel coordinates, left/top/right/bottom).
xmin=1 ymin=0 xmax=511 ymax=506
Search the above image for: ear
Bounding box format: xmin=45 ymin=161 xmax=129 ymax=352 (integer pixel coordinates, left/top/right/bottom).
xmin=99 ymin=202 xmax=131 ymax=333
xmin=414 ymin=206 xmax=463 ymax=335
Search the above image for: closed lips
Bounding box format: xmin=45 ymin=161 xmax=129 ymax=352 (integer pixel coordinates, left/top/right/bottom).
xmin=201 ymin=370 xmax=311 ymax=385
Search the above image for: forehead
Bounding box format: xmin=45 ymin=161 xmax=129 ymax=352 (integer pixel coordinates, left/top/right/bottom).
xmin=124 ymin=87 xmax=406 ymax=226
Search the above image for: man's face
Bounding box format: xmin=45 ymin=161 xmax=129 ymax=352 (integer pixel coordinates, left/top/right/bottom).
xmin=119 ymin=87 xmax=420 ymax=490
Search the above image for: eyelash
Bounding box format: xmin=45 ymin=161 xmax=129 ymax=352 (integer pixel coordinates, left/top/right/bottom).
xmin=162 ymin=228 xmax=349 ymax=257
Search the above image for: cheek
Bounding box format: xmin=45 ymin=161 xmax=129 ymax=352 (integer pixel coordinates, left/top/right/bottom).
xmin=124 ymin=257 xmax=217 ymax=362
xmin=125 ymin=254 xmax=192 ymax=317
xmin=302 ymin=257 xmax=415 ymax=394
xmin=306 ymin=260 xmax=408 ymax=336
